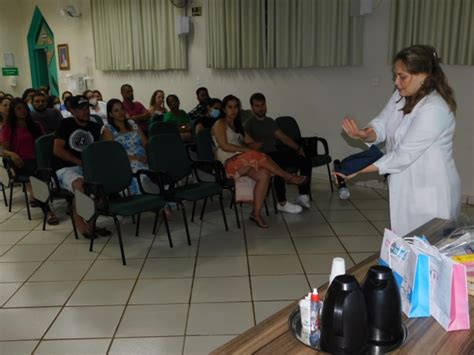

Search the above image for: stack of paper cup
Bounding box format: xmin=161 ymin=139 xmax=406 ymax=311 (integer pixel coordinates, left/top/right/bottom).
xmin=329 ymin=257 xmax=346 ymax=285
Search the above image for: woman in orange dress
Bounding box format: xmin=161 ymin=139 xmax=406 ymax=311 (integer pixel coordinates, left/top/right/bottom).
xmin=212 ymin=95 xmax=305 ymax=228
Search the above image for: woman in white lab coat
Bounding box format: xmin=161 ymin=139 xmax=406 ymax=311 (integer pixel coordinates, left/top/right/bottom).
xmin=340 ymin=45 xmax=461 ymax=236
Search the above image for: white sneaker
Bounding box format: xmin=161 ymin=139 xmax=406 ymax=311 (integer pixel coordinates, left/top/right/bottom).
xmin=296 ymin=194 xmax=311 ymax=209
xmin=277 ymin=201 xmax=303 ymax=214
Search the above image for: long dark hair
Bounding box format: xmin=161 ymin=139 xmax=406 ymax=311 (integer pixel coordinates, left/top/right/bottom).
xmin=394 ymin=45 xmax=456 ymax=114
xmin=6 ymin=98 xmax=43 ymax=147
xmin=106 ymin=98 xmax=132 ymax=132
xmin=222 ymin=94 xmax=244 ymax=134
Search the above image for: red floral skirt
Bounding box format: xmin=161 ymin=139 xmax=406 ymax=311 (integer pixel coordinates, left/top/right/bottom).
xmin=224 ymin=150 xmax=268 ymax=177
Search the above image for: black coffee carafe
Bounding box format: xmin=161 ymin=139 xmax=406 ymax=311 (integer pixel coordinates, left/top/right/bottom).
xmin=320 ymin=275 xmax=368 ymax=354
xmin=362 ymin=265 xmax=404 ymax=353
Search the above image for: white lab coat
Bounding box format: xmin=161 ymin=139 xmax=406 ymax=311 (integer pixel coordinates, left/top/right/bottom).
xmin=369 ymin=90 xmax=461 ymax=236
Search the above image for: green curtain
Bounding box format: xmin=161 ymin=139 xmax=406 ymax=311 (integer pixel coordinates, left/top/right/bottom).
xmin=389 ymin=0 xmax=474 ymax=65
xmin=91 ymin=0 xmax=187 ymax=71
xmin=206 ymin=0 xmax=265 ymax=68
xmin=207 ymin=0 xmax=363 ymax=69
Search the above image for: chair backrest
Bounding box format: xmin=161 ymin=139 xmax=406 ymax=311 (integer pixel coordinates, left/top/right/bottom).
xmin=149 ymin=121 xmax=180 ymax=137
xmin=35 ymin=133 xmax=55 ymax=169
xmin=275 ymin=116 xmax=302 ymax=141
xmin=148 ymin=134 xmax=192 ymax=181
xmin=195 ymin=129 xmax=215 ymax=161
xmin=90 ymin=114 xmax=104 ymax=126
xmin=82 ymin=141 xmax=133 ymax=195
xmin=149 ymin=113 xmax=164 ymax=125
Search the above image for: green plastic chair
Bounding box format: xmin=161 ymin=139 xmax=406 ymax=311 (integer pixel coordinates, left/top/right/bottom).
xmin=148 ymin=133 xmax=228 ymax=243
xmin=81 ymin=140 xmax=172 ymax=265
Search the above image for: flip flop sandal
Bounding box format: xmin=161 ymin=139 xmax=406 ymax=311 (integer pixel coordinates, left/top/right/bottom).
xmin=249 ymin=214 xmax=269 ymax=229
xmin=30 ymin=200 xmax=41 ymax=208
xmin=46 ymin=213 xmax=60 ymax=225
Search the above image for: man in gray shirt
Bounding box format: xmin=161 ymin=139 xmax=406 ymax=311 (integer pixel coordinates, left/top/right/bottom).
xmin=31 ymin=92 xmax=62 ymax=133
xmin=243 ymin=93 xmax=312 ymax=214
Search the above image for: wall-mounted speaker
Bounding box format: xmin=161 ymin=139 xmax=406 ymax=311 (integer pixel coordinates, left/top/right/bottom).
xmin=175 ymin=16 xmax=190 ymax=35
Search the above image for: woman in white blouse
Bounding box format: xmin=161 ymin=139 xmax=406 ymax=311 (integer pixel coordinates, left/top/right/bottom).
xmin=339 ymin=45 xmax=461 ymax=236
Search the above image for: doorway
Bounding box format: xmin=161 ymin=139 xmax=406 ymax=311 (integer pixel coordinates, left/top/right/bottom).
xmin=27 ymin=7 xmax=59 ymax=96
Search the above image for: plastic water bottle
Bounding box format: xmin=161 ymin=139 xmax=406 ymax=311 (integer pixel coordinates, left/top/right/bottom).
xmin=310 ymin=288 xmax=321 ymax=332
xmin=339 ymin=186 xmax=350 ymax=200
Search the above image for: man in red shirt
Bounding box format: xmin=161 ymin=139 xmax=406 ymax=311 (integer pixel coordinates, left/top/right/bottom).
xmin=121 ymin=84 xmax=150 ymax=133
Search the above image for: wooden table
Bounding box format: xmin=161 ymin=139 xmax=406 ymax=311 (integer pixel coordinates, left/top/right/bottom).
xmin=212 ymin=218 xmax=474 ymax=354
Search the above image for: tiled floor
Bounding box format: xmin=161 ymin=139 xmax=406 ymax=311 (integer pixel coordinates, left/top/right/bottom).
xmin=0 ymin=179 xmax=472 ymax=355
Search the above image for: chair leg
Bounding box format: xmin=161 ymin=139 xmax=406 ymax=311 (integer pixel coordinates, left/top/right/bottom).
xmin=41 ymin=202 xmax=48 ymax=231
xmin=152 ymin=212 xmax=159 ymax=235
xmin=162 ymin=210 xmax=173 ymax=248
xmin=8 ymin=183 xmax=13 ymax=212
xmin=218 ymin=194 xmax=229 ymax=231
xmin=89 ymin=216 xmax=98 ymax=252
xmin=1 ymin=184 xmax=7 ymax=207
xmin=199 ymin=197 xmax=208 ymax=220
xmin=113 ymin=216 xmax=127 ymax=265
xmin=23 ymin=183 xmax=31 ymax=220
xmin=70 ymin=202 xmax=79 ymax=240
xmin=233 ymin=192 xmax=241 ymax=229
xmin=180 ymin=203 xmax=192 ymax=246
xmin=326 ymin=164 xmax=334 ymax=192
xmin=269 ymin=183 xmax=278 ymax=214
xmin=191 ymin=200 xmax=197 ymax=222
xmin=135 ymin=213 xmax=141 ymax=237
xmin=131 ymin=214 xmax=136 ymax=224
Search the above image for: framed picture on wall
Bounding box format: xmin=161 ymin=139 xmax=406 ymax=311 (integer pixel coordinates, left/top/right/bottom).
xmin=57 ymin=44 xmax=70 ymax=70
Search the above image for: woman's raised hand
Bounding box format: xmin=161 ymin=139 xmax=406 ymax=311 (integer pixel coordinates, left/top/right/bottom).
xmin=342 ymin=117 xmax=373 ymax=141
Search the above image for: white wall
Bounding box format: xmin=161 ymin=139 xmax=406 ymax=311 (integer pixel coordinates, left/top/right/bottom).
xmin=2 ymin=0 xmax=473 ymax=200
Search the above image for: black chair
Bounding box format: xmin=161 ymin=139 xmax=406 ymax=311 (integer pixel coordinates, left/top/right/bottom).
xmin=34 ymin=133 xmax=78 ymax=235
xmin=275 ymin=116 xmax=333 ymax=193
xmin=148 ymin=133 xmax=229 ymax=242
xmin=149 ymin=121 xmax=180 ymax=137
xmin=80 ymin=140 xmax=172 ymax=265
xmin=1 ymin=158 xmax=32 ymax=219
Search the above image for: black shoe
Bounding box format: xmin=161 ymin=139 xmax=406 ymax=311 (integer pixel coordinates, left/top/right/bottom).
xmin=95 ymin=227 xmax=112 ymax=236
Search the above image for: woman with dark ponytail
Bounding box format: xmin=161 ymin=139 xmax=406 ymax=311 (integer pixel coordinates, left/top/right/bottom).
xmin=338 ymin=44 xmax=461 ymax=236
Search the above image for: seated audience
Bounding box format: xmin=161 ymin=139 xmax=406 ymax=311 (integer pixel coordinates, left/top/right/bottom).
xmin=0 ymin=96 xmax=11 ymax=134
xmin=244 ymin=93 xmax=313 ymax=214
xmin=189 ymin=87 xmax=210 ymax=122
xmin=60 ymin=96 xmax=73 ymax=118
xmin=53 ymin=95 xmax=109 ymax=238
xmin=102 ymin=99 xmax=148 ymax=195
xmin=84 ymin=89 xmax=107 ymax=122
xmin=61 ymin=91 xmax=73 ymax=110
xmin=30 ymin=92 xmax=62 ymax=133
xmin=194 ymin=98 xmax=222 ymax=136
xmin=212 ymin=95 xmax=306 ymax=228
xmin=163 ymin=94 xmax=192 ymax=142
xmin=1 ymin=98 xmax=58 ymax=224
xmin=22 ymin=88 xmax=37 ymax=112
xmin=149 ymin=89 xmax=167 ymax=117
xmin=47 ymin=95 xmax=61 ymax=111
xmin=93 ymin=90 xmax=104 ymax=102
xmin=121 ymin=84 xmax=150 ymax=134
xmin=39 ymin=85 xmax=50 ymax=96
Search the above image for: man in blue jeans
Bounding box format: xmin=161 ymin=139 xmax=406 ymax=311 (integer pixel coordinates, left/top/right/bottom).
xmin=244 ymin=93 xmax=313 ymax=214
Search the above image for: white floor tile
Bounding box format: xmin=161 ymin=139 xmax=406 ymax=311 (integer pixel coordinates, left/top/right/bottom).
xmin=140 ymin=257 xmax=195 ymax=278
xmin=0 ymin=282 xmax=22 ymax=305
xmin=195 ymin=256 xmax=248 ymax=277
xmin=130 ymin=278 xmax=192 ymax=304
xmin=0 ymin=307 xmax=60 ymax=340
xmin=5 ymin=281 xmax=77 ymax=307
xmin=293 ymin=237 xmax=345 ymax=254
xmin=191 ymin=276 xmax=251 ymax=303
xmin=248 ymin=255 xmax=304 ymax=275
xmin=18 ymin=230 xmax=71 ymax=245
xmin=187 ymin=302 xmax=253 ymax=335
xmin=251 ymin=275 xmax=309 ymax=301
xmin=85 ymin=259 xmax=144 ymax=280
xmin=110 ymin=337 xmax=183 ymax=355
xmin=254 ymin=300 xmax=294 ymax=323
xmin=0 ymin=262 xmax=41 ymax=282
xmin=30 ymin=260 xmax=93 ymax=281
xmin=0 ymin=244 xmax=57 ymax=262
xmin=116 ymin=304 xmax=188 ymax=337
xmin=0 ymin=340 xmax=38 ymax=355
xmin=247 ymin=238 xmax=296 ymax=255
xmin=67 ymin=280 xmax=135 ymax=306
xmin=0 ymin=231 xmax=29 ymax=245
xmin=45 ymin=306 xmax=124 ymax=339
xmin=35 ymin=339 xmax=111 ymax=355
